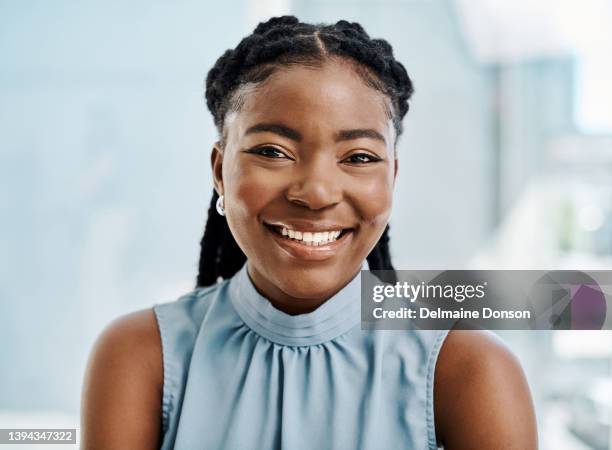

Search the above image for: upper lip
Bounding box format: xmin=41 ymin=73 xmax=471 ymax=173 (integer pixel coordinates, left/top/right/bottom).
xmin=264 ymin=220 xmax=354 ymax=232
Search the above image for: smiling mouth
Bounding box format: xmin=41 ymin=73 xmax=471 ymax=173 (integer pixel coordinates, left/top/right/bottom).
xmin=264 ymin=223 xmax=353 ymax=246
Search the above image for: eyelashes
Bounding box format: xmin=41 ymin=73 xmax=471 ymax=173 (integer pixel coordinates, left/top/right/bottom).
xmin=245 ymin=146 xmax=291 ymax=159
xmin=343 ymin=153 xmax=382 ymax=164
xmin=245 ymin=145 xmax=383 ymax=165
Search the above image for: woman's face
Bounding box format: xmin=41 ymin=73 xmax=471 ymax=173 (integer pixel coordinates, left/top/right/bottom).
xmin=212 ymin=59 xmax=397 ymax=313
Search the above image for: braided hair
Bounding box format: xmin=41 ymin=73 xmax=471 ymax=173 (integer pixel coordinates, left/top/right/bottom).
xmin=197 ymin=16 xmax=413 ymax=287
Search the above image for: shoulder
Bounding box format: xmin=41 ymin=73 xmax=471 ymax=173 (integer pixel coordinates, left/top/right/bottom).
xmin=85 ymin=308 xmax=162 ymax=382
xmin=81 ymin=308 xmax=163 ymax=449
xmin=433 ymin=329 xmax=538 ymax=450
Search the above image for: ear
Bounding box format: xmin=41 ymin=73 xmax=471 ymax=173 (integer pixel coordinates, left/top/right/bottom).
xmin=393 ymin=156 xmax=398 ymax=186
xmin=211 ymin=142 xmax=224 ymax=196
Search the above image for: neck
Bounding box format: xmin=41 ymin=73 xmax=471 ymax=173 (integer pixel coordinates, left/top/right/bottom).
xmin=246 ymin=261 xmax=361 ymax=316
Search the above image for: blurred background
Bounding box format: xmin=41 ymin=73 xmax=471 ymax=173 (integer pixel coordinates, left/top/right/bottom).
xmin=1 ymin=0 xmax=611 ymax=448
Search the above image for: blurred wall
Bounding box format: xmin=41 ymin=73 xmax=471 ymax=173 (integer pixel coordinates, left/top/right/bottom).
xmin=0 ymin=0 xmax=250 ymax=413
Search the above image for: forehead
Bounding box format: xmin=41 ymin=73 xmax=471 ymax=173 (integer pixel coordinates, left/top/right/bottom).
xmin=226 ymin=60 xmax=393 ymax=142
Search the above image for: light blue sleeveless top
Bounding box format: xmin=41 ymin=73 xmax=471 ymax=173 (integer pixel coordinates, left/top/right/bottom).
xmin=153 ymin=261 xmax=448 ymax=450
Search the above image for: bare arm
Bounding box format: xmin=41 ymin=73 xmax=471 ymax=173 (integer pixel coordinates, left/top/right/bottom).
xmin=80 ymin=308 xmax=163 ymax=449
xmin=434 ymin=330 xmax=538 ymax=450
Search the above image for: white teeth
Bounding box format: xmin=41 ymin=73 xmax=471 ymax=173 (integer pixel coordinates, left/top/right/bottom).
xmin=278 ymin=226 xmax=345 ymax=245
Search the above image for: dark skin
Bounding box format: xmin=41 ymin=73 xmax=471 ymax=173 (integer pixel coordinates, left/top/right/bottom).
xmin=81 ymin=60 xmax=538 ymax=449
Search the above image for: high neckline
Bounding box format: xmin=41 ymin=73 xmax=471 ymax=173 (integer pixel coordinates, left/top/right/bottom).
xmin=228 ymin=260 xmax=368 ymax=346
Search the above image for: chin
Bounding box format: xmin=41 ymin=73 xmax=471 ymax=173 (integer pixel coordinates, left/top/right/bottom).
xmin=275 ymin=269 xmax=340 ymax=301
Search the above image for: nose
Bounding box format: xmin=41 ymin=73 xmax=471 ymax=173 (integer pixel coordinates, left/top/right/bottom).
xmin=286 ymin=158 xmax=342 ymax=210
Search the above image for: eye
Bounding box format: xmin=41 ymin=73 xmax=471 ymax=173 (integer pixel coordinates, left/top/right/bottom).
xmin=246 ymin=146 xmax=291 ymax=159
xmin=342 ymin=152 xmax=382 ymax=165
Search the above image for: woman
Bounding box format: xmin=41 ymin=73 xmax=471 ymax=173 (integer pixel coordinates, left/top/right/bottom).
xmin=81 ymin=16 xmax=537 ymax=449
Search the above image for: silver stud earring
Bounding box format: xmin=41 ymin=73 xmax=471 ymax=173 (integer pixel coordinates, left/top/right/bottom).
xmin=216 ymin=194 xmax=225 ymax=216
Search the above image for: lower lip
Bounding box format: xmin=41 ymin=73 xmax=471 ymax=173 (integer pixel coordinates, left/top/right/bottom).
xmin=265 ymin=226 xmax=354 ymax=261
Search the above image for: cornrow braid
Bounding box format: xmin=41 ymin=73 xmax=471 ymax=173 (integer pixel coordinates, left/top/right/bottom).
xmin=197 ymin=16 xmax=411 ymax=287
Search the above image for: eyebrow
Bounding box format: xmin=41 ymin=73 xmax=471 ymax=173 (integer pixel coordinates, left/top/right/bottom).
xmin=244 ymin=123 xmax=302 ymax=141
xmin=335 ymin=129 xmax=386 ymax=144
xmin=244 ymin=122 xmax=386 ymax=145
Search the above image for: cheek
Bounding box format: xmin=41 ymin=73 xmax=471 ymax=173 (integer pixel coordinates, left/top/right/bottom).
xmin=349 ymin=168 xmax=394 ymax=227
xmin=223 ymin=161 xmax=282 ymax=241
